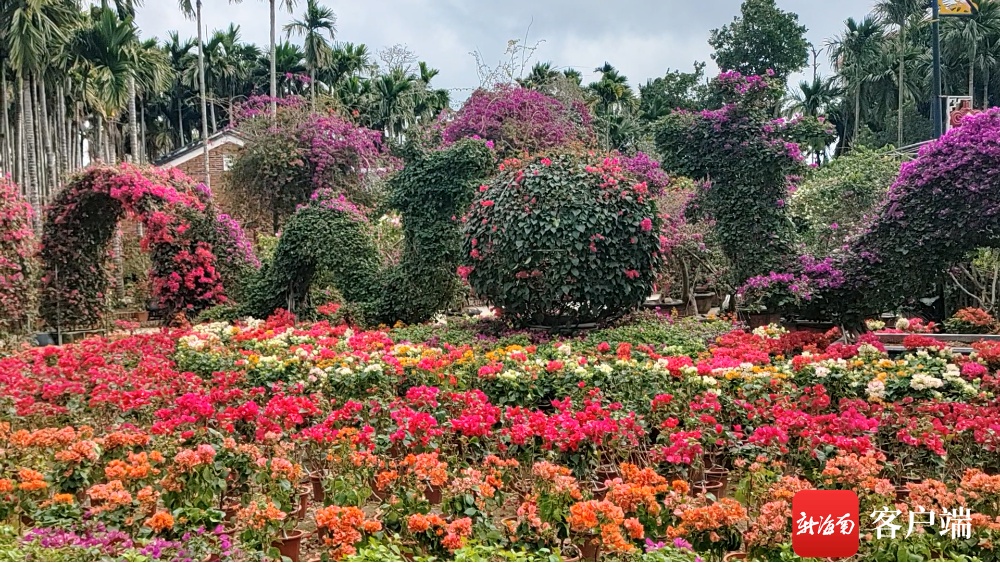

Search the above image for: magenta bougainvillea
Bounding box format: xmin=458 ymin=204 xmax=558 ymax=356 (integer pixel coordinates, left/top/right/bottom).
xmin=40 ymin=164 xmax=256 ymax=328
xmin=0 ymin=175 xmax=37 ymax=333
xmin=443 ymin=86 xmax=594 ymax=156
xmin=826 ymin=108 xmax=1000 ymax=323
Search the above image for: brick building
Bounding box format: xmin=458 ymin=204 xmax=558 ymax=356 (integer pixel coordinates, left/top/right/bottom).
xmin=153 ymin=130 xmax=246 ymax=189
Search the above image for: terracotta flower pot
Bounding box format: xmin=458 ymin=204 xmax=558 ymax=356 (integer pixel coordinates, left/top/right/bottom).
xmin=895 ymin=485 xmax=910 ymax=502
xmin=591 ymin=480 xmax=610 ymax=501
xmin=577 ymin=536 xmax=600 ymax=562
xmin=310 ymin=472 xmax=324 ymax=504
xmin=296 ymin=487 xmax=310 ymax=520
xmin=425 ymin=484 xmax=442 ymax=505
xmin=272 ymin=529 xmax=308 ymax=561
xmin=723 ymin=551 xmax=748 ymax=561
xmin=705 ymin=467 xmax=730 ymax=496
xmin=689 ymin=479 xmax=725 ymax=500
xmin=694 ymin=292 xmax=715 ymax=314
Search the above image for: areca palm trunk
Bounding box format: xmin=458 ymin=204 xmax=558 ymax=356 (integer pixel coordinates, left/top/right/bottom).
xmin=197 ymin=0 xmax=211 ymax=187
xmin=969 ymin=43 xmax=976 ymax=100
xmin=270 ymin=0 xmax=277 ymax=118
xmin=1 ymin=67 xmax=10 ymax=173
xmin=38 ymin=79 xmax=54 ymax=202
xmin=854 ymin=84 xmax=861 ymax=144
xmin=128 ymin=74 xmax=139 ymax=163
xmin=21 ymin=76 xmax=40 ymax=233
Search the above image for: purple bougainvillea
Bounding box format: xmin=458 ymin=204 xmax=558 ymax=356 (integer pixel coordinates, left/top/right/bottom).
xmin=443 ymin=86 xmax=593 ymax=156
xmin=0 ymin=175 xmax=37 ymax=333
xmin=825 ymin=108 xmax=1000 ymax=323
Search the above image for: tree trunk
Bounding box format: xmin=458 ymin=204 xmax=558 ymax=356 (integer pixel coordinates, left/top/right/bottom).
xmin=21 ymin=76 xmax=40 ymax=233
xmin=897 ymin=23 xmax=905 ymax=147
xmin=853 ymin=85 xmax=861 ymax=146
xmin=311 ymin=66 xmax=316 ymax=111
xmin=210 ymin=101 xmax=217 ymax=133
xmin=1 ymin=66 xmax=10 ymax=174
xmin=968 ymin=43 xmax=976 ymax=101
xmin=32 ymin=79 xmax=46 ymax=204
xmin=984 ymin=67 xmax=990 ymax=110
xmin=177 ymin=83 xmax=185 ymax=148
xmin=197 ymin=0 xmax=211 ymax=188
xmin=57 ymin=81 xmax=70 ymax=185
xmin=38 ymin=79 xmax=55 ymax=202
xmin=140 ymin=102 xmax=147 ymax=163
xmin=128 ymin=74 xmax=138 ymax=163
xmin=270 ymin=0 xmax=277 ymax=119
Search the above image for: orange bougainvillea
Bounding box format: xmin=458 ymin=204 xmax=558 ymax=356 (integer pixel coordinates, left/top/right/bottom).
xmin=315 ymin=505 xmax=382 ymax=560
xmin=145 ymin=511 xmax=175 ymax=533
xmin=567 ymin=499 xmax=640 ymax=554
xmin=17 ymin=468 xmax=48 ymax=492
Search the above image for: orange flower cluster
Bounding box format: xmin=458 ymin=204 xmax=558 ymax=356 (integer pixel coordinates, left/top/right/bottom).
xmin=315 ymin=505 xmax=382 ymax=559
xmin=54 ymin=440 xmax=100 ymax=465
xmin=104 ymin=452 xmax=161 ymax=482
xmin=766 ymin=475 xmax=812 ymax=502
xmin=0 ymin=479 xmax=14 ymax=494
xmin=673 ymin=497 xmax=748 ymax=535
xmin=961 ymin=469 xmax=1000 ymax=498
xmin=173 ymin=444 xmax=216 ymax=472
xmin=606 ymin=463 xmax=670 ymax=516
xmin=821 ymin=453 xmax=884 ymax=486
xmin=87 ymin=480 xmax=133 ymax=513
xmin=567 ymin=499 xmax=639 ymax=554
xmin=909 ymin=479 xmax=967 ymax=514
xmin=17 ymin=468 xmax=48 ymax=492
xmin=744 ymin=500 xmax=791 ymax=547
xmin=100 ymin=430 xmax=150 ymax=450
xmin=238 ymin=501 xmax=287 ymax=530
xmin=532 ymin=461 xmax=583 ymax=500
xmin=405 ymin=513 xmax=473 ymax=551
xmin=137 ymin=486 xmax=159 ymax=512
xmin=145 ymin=511 xmax=175 ymax=533
xmin=374 ymin=470 xmax=399 ymax=491
xmin=39 ymin=493 xmax=75 ymax=509
xmin=10 ymin=426 xmax=87 ymax=449
xmin=263 ymin=457 xmax=304 ymax=482
xmin=403 ymin=452 xmax=449 ymax=487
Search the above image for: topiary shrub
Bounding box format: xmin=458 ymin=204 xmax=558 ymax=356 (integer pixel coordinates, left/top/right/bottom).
xmin=443 ymin=86 xmax=594 ymax=157
xmin=461 ymin=152 xmax=662 ymax=326
xmin=0 ymin=176 xmax=37 ymax=334
xmin=243 ymin=139 xmax=495 ymax=325
xmin=826 ymin=109 xmax=1000 ymax=324
xmin=39 ymin=164 xmax=257 ymax=328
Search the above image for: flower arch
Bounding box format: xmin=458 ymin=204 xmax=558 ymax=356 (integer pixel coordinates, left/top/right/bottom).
xmin=40 ymin=164 xmax=257 ymax=328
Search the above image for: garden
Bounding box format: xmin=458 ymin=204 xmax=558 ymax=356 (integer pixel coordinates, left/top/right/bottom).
xmin=2 ymin=1 xmax=1000 ymax=558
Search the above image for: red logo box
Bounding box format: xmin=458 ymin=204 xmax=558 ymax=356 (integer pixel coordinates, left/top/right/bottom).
xmin=792 ymin=490 xmax=860 ymax=558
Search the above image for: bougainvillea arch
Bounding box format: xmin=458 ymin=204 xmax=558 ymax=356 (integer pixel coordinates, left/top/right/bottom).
xmin=244 ymin=139 xmax=494 ymax=325
xmin=0 ymin=175 xmax=37 ymax=334
xmin=826 ymin=108 xmax=1000 ymax=324
xmin=40 ymin=164 xmax=258 ymax=328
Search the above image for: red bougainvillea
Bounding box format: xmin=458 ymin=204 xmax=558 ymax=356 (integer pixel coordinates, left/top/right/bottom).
xmin=39 ymin=164 xmax=252 ymax=328
xmin=0 ymin=175 xmax=37 ymax=333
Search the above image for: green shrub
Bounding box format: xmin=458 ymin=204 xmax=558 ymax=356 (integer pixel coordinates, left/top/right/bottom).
xmin=463 ymin=152 xmax=661 ymax=327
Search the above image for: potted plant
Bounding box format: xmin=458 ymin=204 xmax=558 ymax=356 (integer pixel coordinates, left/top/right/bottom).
xmin=567 ymin=499 xmax=644 ymax=561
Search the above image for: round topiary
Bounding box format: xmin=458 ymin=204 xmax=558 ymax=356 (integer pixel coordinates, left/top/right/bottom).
xmin=462 ymin=152 xmax=662 ymax=326
xmin=0 ymin=175 xmax=37 ymax=334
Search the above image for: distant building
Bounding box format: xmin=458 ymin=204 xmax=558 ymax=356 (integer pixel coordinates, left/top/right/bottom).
xmin=153 ymin=130 xmax=246 ymax=188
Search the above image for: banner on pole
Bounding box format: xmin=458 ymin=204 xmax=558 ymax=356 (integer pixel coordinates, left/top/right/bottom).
xmin=946 ymin=97 xmax=978 ymax=131
xmin=938 ymin=0 xmax=978 ymax=17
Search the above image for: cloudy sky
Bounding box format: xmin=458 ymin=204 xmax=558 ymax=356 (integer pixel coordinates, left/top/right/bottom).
xmin=134 ymin=0 xmax=880 ymax=99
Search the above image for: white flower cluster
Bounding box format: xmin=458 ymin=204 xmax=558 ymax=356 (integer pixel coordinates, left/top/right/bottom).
xmin=865 ymin=379 xmax=886 ymax=400
xmin=910 ymin=372 xmax=945 ymax=391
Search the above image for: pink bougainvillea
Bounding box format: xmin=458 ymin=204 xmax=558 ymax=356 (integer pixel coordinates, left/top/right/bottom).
xmin=39 ymin=164 xmax=249 ymax=328
xmin=0 ymin=175 xmax=37 ymax=333
xmin=443 ymin=86 xmax=594 ymax=156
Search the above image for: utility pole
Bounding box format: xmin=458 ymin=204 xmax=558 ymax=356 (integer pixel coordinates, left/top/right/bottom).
xmin=931 ymin=0 xmax=943 ymax=138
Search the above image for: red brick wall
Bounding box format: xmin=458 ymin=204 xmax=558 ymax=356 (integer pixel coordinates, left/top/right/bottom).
xmin=174 ymin=142 xmax=243 ymax=190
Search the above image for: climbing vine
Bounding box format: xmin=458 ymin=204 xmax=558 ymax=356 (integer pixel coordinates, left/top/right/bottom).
xmin=0 ymin=176 xmax=37 ymax=334
xmin=39 ymin=164 xmax=257 ymax=328
xmin=244 ymin=139 xmax=495 ymax=325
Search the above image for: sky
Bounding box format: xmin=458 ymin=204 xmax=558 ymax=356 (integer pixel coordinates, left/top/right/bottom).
xmin=133 ymin=0 xmax=881 ymax=100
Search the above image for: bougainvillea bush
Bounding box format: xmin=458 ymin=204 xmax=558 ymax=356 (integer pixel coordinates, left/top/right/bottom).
xmin=655 ymin=71 xmax=817 ymax=288
xmin=0 ymin=176 xmax=37 ymax=335
xmin=1 ymin=313 xmax=1000 ymax=561
xmin=462 ymin=152 xmax=662 ymax=326
xmin=826 ymin=109 xmax=1000 ymax=324
xmin=39 ymin=165 xmax=257 ymax=329
xmin=443 ymin=86 xmax=594 ymax=157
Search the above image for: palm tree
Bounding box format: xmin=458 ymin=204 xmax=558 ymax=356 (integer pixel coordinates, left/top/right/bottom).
xmin=4 ymin=0 xmax=75 ymax=228
xmin=563 ymin=68 xmax=583 ymax=86
xmin=371 ymin=67 xmax=413 ymax=141
xmin=828 ymin=16 xmax=885 ymax=145
xmin=164 ymin=31 xmax=195 ymax=147
xmin=875 ymin=0 xmax=925 ymax=145
xmin=412 ymin=61 xmax=448 ymax=121
xmin=284 ymin=0 xmax=335 ymax=110
xmin=261 ymin=0 xmax=296 ymax=118
xmin=267 ymin=41 xmax=305 ymax=97
xmin=943 ymin=0 xmax=1000 ymax=105
xmin=589 ymin=62 xmax=635 ymax=116
xmin=324 ymin=41 xmax=375 ymax=86
xmin=788 ymin=76 xmax=839 ymax=117
xmin=517 ymin=62 xmax=561 ymax=92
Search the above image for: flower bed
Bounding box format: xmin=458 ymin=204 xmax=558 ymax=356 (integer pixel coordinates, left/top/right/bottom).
xmin=0 ymin=315 xmax=998 ymax=561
